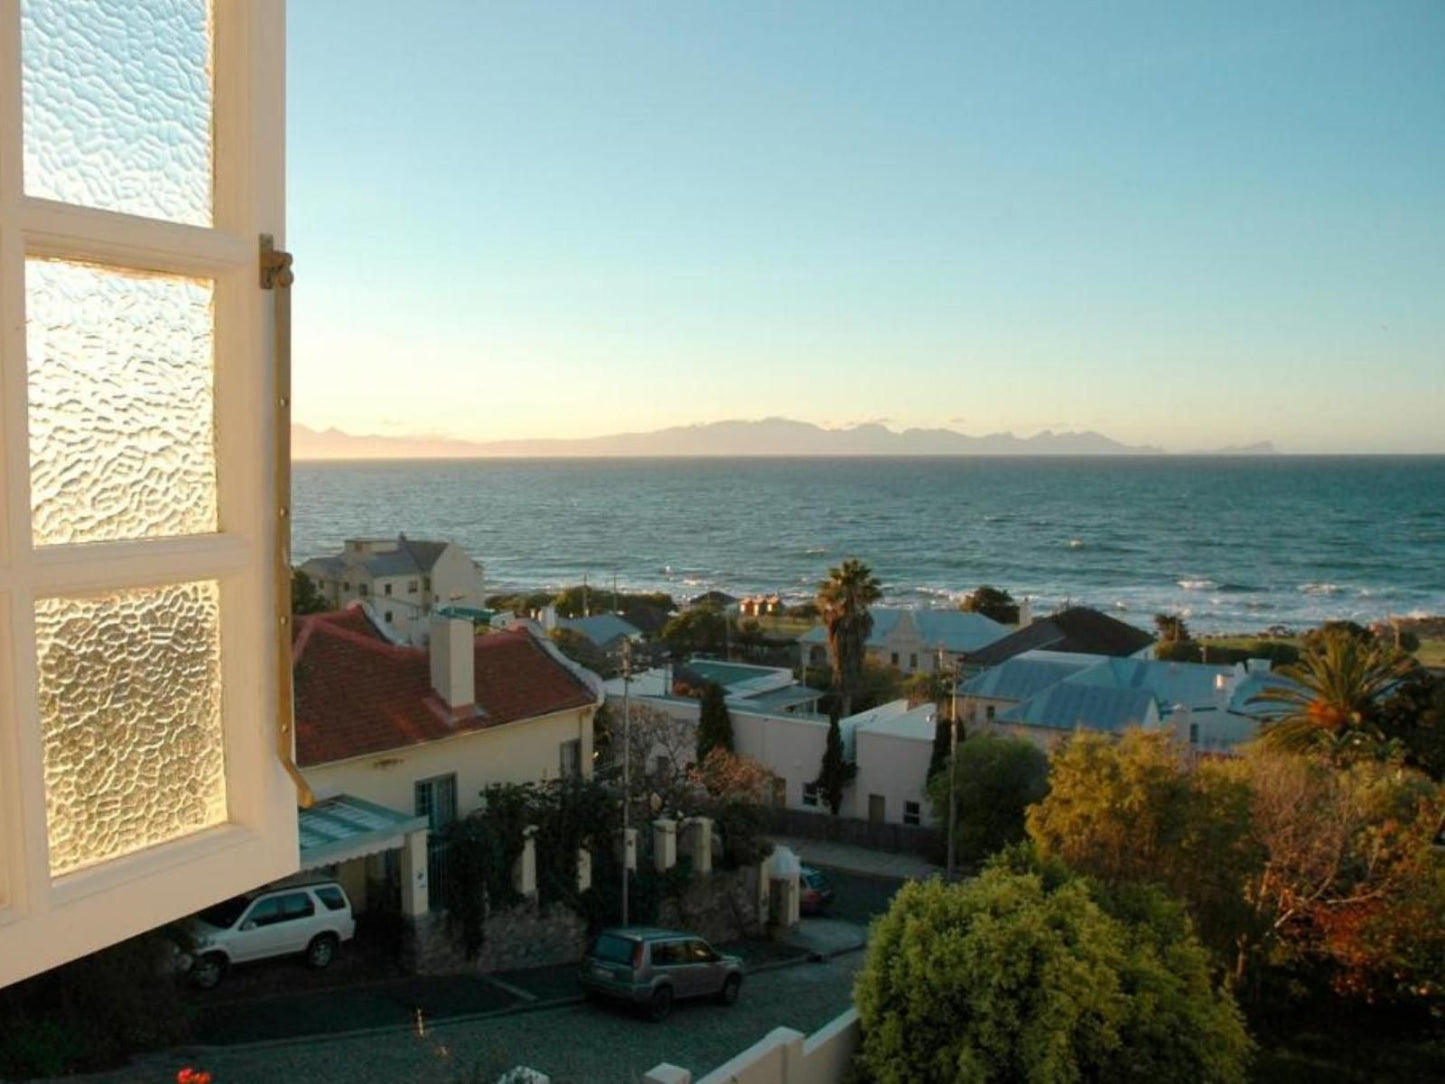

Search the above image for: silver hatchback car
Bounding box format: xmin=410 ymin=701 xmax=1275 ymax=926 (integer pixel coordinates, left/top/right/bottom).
xmin=578 ymin=927 xmax=743 ymax=1021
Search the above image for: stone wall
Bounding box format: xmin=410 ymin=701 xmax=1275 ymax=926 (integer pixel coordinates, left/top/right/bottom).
xmin=405 ymin=863 xmax=764 ymax=975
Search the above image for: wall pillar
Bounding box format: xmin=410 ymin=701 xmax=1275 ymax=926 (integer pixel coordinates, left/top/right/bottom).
xmin=399 ymin=827 xmax=430 ymax=917
xmin=653 ymin=818 xmax=677 ymax=873
xmin=770 ymin=873 xmax=800 ymax=929
xmin=577 ymin=847 xmax=592 ymax=893
xmin=616 ymin=827 xmax=638 ymax=872
xmin=513 ymin=824 xmax=538 ymax=899
xmin=679 ymin=816 xmax=713 ymax=874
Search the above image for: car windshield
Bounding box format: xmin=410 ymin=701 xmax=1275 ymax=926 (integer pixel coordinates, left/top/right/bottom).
xmin=195 ymin=895 xmax=251 ymax=930
xmin=589 ymin=934 xmax=636 ymax=965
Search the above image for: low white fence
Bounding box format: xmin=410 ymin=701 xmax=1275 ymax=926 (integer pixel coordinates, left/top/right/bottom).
xmin=643 ymin=1007 xmax=860 ymax=1084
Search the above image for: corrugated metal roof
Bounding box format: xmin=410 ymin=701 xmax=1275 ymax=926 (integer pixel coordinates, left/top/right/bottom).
xmin=559 ymin=613 xmax=641 ymax=647
xmin=962 ymin=654 xmax=1105 ymax=701
xmin=1001 ymin=683 xmax=1157 ymax=732
xmin=1063 ymin=657 xmax=1234 ymax=708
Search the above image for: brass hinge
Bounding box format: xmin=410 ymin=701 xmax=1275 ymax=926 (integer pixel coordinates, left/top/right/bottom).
xmin=262 ymin=233 xmax=314 ymax=808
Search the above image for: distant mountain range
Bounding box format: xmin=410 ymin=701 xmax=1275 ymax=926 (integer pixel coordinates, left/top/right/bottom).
xmin=292 ymin=418 xmax=1276 ymax=460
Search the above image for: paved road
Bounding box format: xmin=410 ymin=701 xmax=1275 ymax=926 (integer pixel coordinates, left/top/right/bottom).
xmin=75 ymin=950 xmax=865 ymax=1084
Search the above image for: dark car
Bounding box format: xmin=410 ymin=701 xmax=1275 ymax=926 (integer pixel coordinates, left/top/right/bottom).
xmin=800 ymin=865 xmax=834 ymax=915
xmin=578 ymin=927 xmax=743 ymax=1021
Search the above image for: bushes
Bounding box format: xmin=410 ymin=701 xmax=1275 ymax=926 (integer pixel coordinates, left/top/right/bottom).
xmin=0 ymin=931 xmax=192 ymax=1078
xmin=926 ymin=732 xmax=1048 ymax=866
xmin=853 ymin=863 xmax=1252 ymax=1083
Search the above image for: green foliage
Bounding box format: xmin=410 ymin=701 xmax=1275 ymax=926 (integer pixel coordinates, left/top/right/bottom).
xmin=1196 ymin=640 xmax=1301 ymax=666
xmin=1026 ymin=731 xmax=1263 ymax=963
xmin=1252 ymin=626 xmax=1417 ymax=762
xmin=661 ymin=604 xmax=729 ymax=655
xmin=291 ymin=567 xmax=328 ymax=614
xmin=853 ymin=866 xmax=1252 ymax=1084
xmin=548 ymin=626 xmax=615 ymax=678
xmin=442 ymin=778 xmax=626 ymax=957
xmin=484 ymin=589 xmax=554 ymax=616
xmin=1155 ymin=612 xmax=1192 ymax=642
xmin=927 ymin=710 xmax=953 ymax=782
xmin=960 ymin=584 xmax=1019 ymax=624
xmin=817 ymin=558 xmax=883 ymax=717
xmin=696 ymin=681 xmax=735 ymax=760
xmin=926 ymin=732 xmax=1048 ymax=865
xmin=814 ymin=711 xmax=857 ymax=815
xmin=785 ymin=600 xmax=820 ymax=619
xmin=1377 ymin=669 xmax=1445 ymax=780
xmin=552 ymin=584 xmax=674 ymax=620
xmin=0 ymin=931 xmax=192 ymax=1078
xmin=1155 ymin=637 xmax=1203 ymax=662
xmin=903 ymin=668 xmax=948 ymax=707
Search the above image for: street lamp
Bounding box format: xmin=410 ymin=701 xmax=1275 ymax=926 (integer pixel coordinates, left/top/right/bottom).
xmin=620 ymin=638 xmax=632 ymax=926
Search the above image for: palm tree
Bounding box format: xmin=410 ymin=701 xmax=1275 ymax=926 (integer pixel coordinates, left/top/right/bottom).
xmin=817 ymin=558 xmax=883 ymax=718
xmin=1251 ymin=626 xmax=1416 ymax=759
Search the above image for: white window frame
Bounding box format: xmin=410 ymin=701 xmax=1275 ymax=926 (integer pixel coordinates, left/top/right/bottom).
xmin=0 ymin=0 xmax=297 ymax=985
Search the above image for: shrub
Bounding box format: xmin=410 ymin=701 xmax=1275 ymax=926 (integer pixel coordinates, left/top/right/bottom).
xmin=960 ymin=585 xmax=1019 ymax=624
xmin=852 ymin=865 xmax=1252 ymax=1084
xmin=926 ymin=732 xmax=1048 ymax=865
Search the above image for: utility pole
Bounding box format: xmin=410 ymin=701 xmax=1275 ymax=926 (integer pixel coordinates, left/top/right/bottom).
xmin=946 ymin=650 xmax=960 ymax=883
xmin=613 ymin=569 xmax=619 ymax=614
xmin=620 ymin=638 xmax=632 ymax=926
xmin=583 ymin=573 xmax=589 ymax=616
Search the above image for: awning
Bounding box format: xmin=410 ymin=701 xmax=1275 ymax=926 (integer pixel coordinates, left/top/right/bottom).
xmin=298 ymin=794 xmax=430 ymax=870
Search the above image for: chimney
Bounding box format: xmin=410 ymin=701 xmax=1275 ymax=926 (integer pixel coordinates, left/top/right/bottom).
xmin=1018 ymin=597 xmax=1033 ymax=628
xmin=541 ymin=604 xmax=558 ymax=632
xmin=429 ymin=617 xmax=475 ymax=712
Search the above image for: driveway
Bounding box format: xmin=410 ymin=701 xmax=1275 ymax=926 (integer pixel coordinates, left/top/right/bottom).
xmin=72 ymin=950 xmax=866 ymax=1084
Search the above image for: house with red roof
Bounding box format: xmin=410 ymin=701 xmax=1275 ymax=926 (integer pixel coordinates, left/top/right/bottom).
xmin=291 ymin=605 xmax=602 ymax=915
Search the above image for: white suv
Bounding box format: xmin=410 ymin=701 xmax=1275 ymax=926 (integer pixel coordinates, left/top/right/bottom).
xmin=183 ymin=881 xmax=355 ymax=989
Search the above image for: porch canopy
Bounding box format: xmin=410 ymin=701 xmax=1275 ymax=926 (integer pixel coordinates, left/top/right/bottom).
xmin=298 ymin=794 xmax=429 ymax=871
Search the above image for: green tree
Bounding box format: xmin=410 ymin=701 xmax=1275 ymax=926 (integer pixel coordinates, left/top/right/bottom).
xmin=853 ymin=865 xmax=1252 ymax=1084
xmin=291 ymin=568 xmax=328 ymax=615
xmin=928 ymin=710 xmax=953 ymax=783
xmin=813 ymin=709 xmax=856 ymax=815
xmin=816 ymin=558 xmax=883 ymax=717
xmin=927 ymin=732 xmax=1048 ymax=864
xmin=548 ymin=627 xmax=614 ymax=678
xmin=661 ymin=604 xmax=729 ymax=656
xmin=696 ymin=681 xmax=734 ymax=760
xmin=1377 ymin=669 xmax=1445 ymax=781
xmin=1155 ymin=612 xmax=1191 ymax=642
xmin=1251 ymin=626 xmax=1417 ymax=761
xmin=960 ymin=584 xmax=1019 ymax=624
xmin=1026 ymin=731 xmax=1263 ymax=963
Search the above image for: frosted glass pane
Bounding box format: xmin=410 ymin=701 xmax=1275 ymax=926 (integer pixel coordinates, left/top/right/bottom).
xmin=37 ymin=581 xmax=226 ymax=877
xmin=27 ymin=259 xmax=218 ymax=547
xmin=21 ymin=0 xmax=213 ymax=225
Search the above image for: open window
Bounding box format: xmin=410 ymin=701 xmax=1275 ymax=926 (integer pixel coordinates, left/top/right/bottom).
xmin=0 ymin=0 xmax=297 ymax=985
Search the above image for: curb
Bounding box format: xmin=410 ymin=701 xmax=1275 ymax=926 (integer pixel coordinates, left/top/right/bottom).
xmin=174 ymin=945 xmax=868 ymax=1057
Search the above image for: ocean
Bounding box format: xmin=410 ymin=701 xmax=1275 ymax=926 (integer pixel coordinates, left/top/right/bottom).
xmin=292 ymin=456 xmax=1445 ymax=635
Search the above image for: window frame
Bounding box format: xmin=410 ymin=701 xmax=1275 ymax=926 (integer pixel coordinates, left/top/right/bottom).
xmin=903 ymin=800 xmax=921 ymax=827
xmin=0 ymin=0 xmax=298 ymax=986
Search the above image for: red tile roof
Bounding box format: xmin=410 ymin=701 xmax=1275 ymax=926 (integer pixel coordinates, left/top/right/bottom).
xmin=293 ymin=608 xmax=596 ymax=767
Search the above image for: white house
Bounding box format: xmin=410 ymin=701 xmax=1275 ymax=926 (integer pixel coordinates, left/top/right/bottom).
xmin=604 ymin=661 xmax=831 ymax=812
xmin=799 ymin=608 xmax=1010 ymax=675
xmin=848 ymin=701 xmax=937 ymax=828
xmin=964 ymin=650 xmax=1288 ymax=754
xmin=293 ymin=607 xmax=602 ymax=915
xmin=300 ymin=534 xmax=486 ymax=641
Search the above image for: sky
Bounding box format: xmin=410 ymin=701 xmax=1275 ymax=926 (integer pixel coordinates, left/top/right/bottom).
xmin=288 ymin=2 xmax=1445 ymax=453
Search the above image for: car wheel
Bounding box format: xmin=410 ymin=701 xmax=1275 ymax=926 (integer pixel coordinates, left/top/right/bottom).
xmin=306 ymin=934 xmax=338 ymax=970
xmin=647 ymin=985 xmax=674 ymax=1022
xmin=191 ymin=953 xmax=226 ymax=990
xmin=719 ymin=974 xmax=741 ymax=1006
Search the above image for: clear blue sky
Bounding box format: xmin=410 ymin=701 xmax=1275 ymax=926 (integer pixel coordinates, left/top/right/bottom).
xmin=288 ymin=2 xmax=1445 ymax=453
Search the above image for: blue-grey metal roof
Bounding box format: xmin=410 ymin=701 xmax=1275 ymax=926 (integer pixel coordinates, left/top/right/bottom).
xmin=298 ymin=795 xmax=429 ymax=870
xmin=798 ymin=608 xmax=1008 ymax=654
xmin=1063 ymin=657 xmax=1234 ymax=708
xmin=559 ymin=613 xmax=641 ymax=648
xmin=1000 ymin=683 xmax=1158 ymax=733
xmin=962 ymin=655 xmax=1103 ymax=701
xmin=737 ymin=685 xmax=824 ymax=713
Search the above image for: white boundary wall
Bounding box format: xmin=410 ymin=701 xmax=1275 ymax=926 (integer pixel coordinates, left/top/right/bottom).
xmin=643 ymin=1008 xmax=860 ymax=1084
